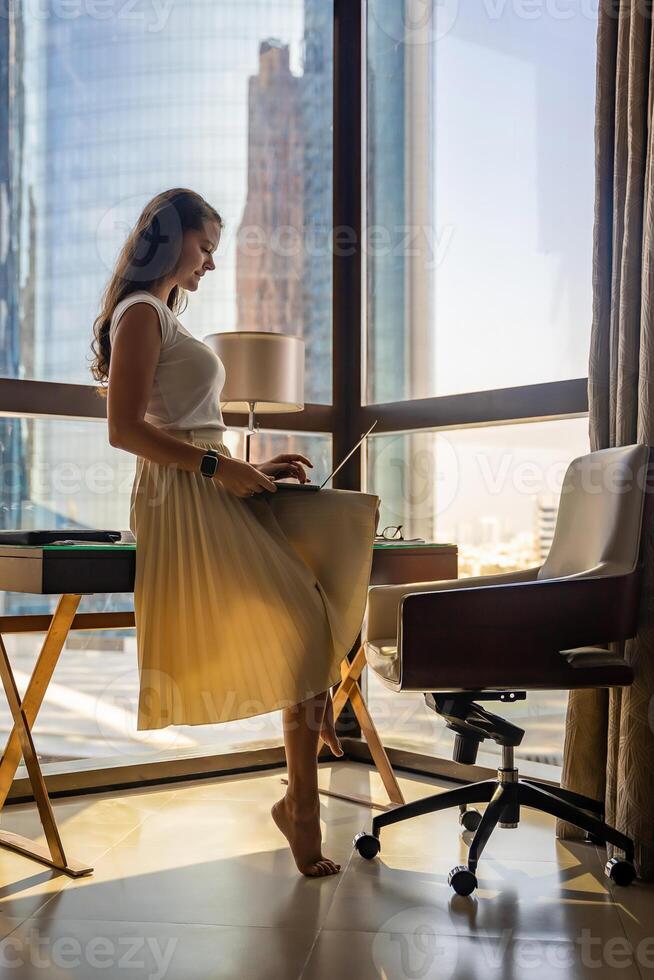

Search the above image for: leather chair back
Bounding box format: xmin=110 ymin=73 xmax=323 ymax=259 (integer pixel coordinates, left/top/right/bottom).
xmin=537 ymin=444 xmax=650 ymax=581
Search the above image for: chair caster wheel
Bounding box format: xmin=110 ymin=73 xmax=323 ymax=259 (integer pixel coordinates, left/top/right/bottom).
xmin=459 ymin=809 xmax=482 ymax=832
xmin=353 ymin=832 xmax=381 ymax=860
xmin=605 ymin=858 xmax=637 ymax=886
xmin=448 ymin=865 xmax=477 ymax=896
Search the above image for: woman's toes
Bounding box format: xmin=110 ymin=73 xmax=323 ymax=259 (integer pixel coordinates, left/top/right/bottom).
xmin=303 ymin=856 xmax=341 ymax=877
xmin=322 ymin=729 xmax=343 ymax=757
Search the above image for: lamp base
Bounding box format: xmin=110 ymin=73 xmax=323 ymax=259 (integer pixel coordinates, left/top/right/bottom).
xmin=244 ymin=403 xmax=259 ymax=463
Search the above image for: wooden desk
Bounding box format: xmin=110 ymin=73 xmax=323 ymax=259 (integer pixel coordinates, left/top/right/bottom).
xmin=0 ymin=543 xmax=136 ymax=877
xmin=370 ymin=541 xmax=457 ymax=584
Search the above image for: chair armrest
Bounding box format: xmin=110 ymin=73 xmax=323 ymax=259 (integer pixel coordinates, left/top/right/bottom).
xmin=362 ymin=566 xmax=541 ymax=644
xmin=398 ymin=571 xmax=641 ymax=691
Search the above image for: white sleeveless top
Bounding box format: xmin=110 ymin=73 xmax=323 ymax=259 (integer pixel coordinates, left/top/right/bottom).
xmin=109 ymin=291 xmax=227 ymax=433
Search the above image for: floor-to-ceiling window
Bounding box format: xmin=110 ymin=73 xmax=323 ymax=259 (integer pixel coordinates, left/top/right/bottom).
xmin=0 ymin=0 xmax=599 ymax=784
xmin=364 ymin=0 xmax=597 ymax=776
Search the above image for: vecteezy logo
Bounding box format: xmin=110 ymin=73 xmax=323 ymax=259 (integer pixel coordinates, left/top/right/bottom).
xmin=369 ymin=0 xmax=460 ymax=46
xmin=372 ymin=907 xmax=460 ymax=979
xmin=371 ymin=431 xmax=459 ymax=524
xmin=94 ymin=666 xmax=192 ymax=757
xmin=96 ymin=192 xmax=184 ymax=282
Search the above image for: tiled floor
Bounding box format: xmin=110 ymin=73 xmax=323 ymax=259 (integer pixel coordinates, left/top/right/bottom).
xmin=0 ymin=762 xmax=652 ymax=978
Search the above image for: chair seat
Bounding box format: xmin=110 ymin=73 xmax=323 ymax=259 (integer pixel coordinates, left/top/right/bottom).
xmin=364 ymin=638 xmax=400 ymax=685
xmin=363 ymin=640 xmax=634 ymax=690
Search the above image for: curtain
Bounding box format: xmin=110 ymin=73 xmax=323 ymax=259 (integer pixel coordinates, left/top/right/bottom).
xmin=557 ymin=0 xmax=654 ymax=880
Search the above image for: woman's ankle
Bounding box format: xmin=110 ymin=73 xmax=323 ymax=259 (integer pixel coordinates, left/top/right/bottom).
xmin=284 ymin=789 xmax=320 ymax=816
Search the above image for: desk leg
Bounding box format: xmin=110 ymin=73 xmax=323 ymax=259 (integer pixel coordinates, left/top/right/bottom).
xmin=315 ymin=646 xmax=406 ymax=810
xmin=346 ymin=681 xmax=405 ymax=806
xmin=0 ymin=596 xmax=93 ymax=877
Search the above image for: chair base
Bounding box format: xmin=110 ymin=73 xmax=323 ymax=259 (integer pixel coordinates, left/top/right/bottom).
xmin=353 ymin=753 xmax=637 ymax=895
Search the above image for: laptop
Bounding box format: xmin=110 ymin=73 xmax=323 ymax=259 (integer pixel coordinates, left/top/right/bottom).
xmin=265 ymin=420 xmax=378 ymax=493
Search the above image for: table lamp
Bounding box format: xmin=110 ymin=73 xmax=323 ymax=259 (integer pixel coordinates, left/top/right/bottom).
xmin=203 ymin=331 xmax=305 ymax=461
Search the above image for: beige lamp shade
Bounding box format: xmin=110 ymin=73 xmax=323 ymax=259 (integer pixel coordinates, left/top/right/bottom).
xmin=203 ymin=331 xmax=305 ymax=414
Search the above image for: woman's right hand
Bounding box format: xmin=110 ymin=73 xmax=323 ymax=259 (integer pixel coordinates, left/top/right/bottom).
xmin=214 ymin=456 xmax=277 ymax=498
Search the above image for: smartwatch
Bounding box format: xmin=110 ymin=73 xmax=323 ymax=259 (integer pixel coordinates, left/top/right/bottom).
xmin=199 ymin=449 xmax=220 ymax=478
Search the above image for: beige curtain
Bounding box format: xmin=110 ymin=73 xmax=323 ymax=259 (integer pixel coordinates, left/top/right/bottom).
xmin=558 ymin=0 xmax=654 ymax=880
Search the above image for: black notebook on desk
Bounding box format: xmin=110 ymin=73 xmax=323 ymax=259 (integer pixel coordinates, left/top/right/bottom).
xmin=0 ymin=529 xmax=123 ymax=546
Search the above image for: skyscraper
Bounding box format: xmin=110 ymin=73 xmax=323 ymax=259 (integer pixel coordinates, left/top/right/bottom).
xmin=0 ymin=8 xmax=31 ymax=535
xmin=366 ymin=0 xmax=436 ymax=539
xmin=236 ymin=40 xmax=304 ymax=337
xmin=535 ymin=497 xmax=558 ymax=562
xmin=235 ymin=7 xmax=334 ymax=464
xmin=300 ymin=0 xmax=333 ymax=406
xmin=235 ymin=6 xmax=333 ymax=406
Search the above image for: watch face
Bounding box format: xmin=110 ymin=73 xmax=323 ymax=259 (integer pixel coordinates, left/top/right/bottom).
xmin=202 ymin=452 xmax=218 ymax=476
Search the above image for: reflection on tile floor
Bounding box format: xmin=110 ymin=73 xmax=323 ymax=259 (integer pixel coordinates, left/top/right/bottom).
xmin=0 ymin=762 xmax=652 ymax=978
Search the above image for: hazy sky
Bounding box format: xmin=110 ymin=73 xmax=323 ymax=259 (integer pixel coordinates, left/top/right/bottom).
xmin=430 ymin=4 xmax=597 ymax=395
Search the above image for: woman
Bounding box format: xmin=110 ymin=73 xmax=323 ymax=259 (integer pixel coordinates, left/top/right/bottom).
xmin=90 ymin=188 xmax=379 ymax=878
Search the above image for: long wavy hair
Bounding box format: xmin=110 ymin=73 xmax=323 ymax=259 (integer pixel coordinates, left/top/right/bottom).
xmin=90 ymin=188 xmax=223 ymax=397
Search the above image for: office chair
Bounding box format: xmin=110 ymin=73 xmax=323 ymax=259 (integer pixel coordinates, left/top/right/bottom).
xmin=353 ymin=444 xmax=652 ymax=895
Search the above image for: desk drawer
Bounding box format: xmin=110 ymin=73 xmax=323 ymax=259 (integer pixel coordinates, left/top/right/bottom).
xmin=371 ymin=546 xmax=457 ymax=586
xmin=0 ymin=549 xmax=136 ymax=595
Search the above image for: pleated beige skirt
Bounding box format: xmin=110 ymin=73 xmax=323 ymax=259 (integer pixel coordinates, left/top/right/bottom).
xmin=128 ymin=426 xmax=380 ymax=730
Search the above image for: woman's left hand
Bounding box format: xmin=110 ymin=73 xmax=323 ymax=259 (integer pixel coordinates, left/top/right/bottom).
xmin=255 ymin=453 xmax=313 ymax=483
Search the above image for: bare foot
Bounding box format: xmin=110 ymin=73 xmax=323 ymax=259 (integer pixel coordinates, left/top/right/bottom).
xmin=271 ymin=796 xmax=341 ymax=877
xmin=320 ymin=694 xmax=343 ymax=757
